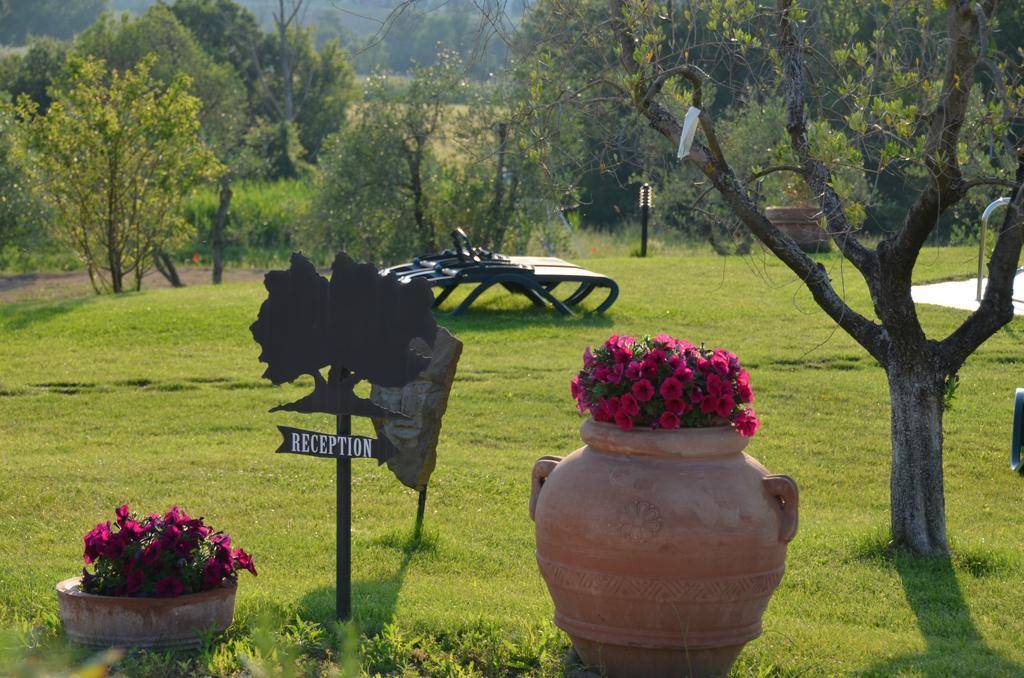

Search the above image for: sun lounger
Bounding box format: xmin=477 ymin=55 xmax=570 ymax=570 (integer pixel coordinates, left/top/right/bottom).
xmin=383 ymin=229 xmax=619 ymax=316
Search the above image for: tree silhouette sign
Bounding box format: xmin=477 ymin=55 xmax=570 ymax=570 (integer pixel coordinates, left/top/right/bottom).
xmin=251 ymin=251 xmax=439 ymax=619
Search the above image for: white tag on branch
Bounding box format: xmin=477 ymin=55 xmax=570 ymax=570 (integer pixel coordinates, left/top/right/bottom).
xmin=676 ymin=106 xmax=702 ymax=159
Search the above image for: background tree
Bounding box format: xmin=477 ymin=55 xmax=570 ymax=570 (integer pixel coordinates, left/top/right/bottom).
xmin=11 ymin=56 xmax=221 ymax=293
xmin=519 ymin=0 xmax=1023 ymax=554
xmin=0 ymin=0 xmax=104 ymax=45
xmin=0 ymin=37 xmax=69 ymax=113
xmin=248 ymin=20 xmax=357 ymax=170
xmin=77 ymin=5 xmax=252 ymax=284
xmin=0 ymin=95 xmax=45 ymax=258
xmin=311 ymin=55 xmax=466 ymax=258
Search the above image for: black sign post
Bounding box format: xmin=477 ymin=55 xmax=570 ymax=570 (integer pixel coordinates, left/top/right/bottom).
xmin=337 ymin=413 xmax=351 ymax=620
xmin=251 ymin=252 xmax=439 ymax=620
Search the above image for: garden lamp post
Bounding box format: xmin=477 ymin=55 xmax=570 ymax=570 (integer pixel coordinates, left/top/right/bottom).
xmin=639 ymin=183 xmax=653 ymax=257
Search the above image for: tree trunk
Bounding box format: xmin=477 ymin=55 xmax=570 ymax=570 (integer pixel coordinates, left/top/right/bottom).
xmin=153 ymin=249 xmax=185 ymax=288
xmin=408 ymin=137 xmax=434 ymax=251
xmin=489 ymin=122 xmax=509 ymax=250
xmin=212 ymin=176 xmax=233 ymax=285
xmin=887 ymin=360 xmax=948 ymax=555
xmin=278 ymin=0 xmax=294 ymax=123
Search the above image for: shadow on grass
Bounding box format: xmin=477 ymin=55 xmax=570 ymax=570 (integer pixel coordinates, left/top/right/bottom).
xmin=297 ymin=526 xmax=434 ymax=634
xmin=0 ymin=297 xmax=91 ymax=331
xmin=861 ymin=548 xmax=1022 ymax=677
xmin=440 ymin=305 xmax=615 ymax=334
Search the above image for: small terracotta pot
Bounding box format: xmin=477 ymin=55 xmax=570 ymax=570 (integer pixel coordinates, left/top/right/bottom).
xmin=57 ymin=577 xmax=237 ymax=650
xmin=531 ymin=420 xmax=798 ymax=678
xmin=765 ymin=205 xmax=830 ymax=252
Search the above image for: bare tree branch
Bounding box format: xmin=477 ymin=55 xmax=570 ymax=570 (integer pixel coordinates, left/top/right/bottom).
xmin=941 ymin=148 xmax=1024 ymax=370
xmin=608 ymin=0 xmax=888 ymax=362
xmin=885 ymin=1 xmax=991 ymax=272
xmin=776 ymin=0 xmax=878 ymax=281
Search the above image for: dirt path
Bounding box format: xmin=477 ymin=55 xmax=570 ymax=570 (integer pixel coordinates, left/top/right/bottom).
xmin=0 ymin=267 xmax=270 ymax=304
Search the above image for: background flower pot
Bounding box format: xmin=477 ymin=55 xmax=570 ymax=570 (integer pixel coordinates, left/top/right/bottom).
xmin=765 ymin=205 xmax=830 ymax=252
xmin=57 ymin=577 xmax=236 ymax=650
xmin=530 ymin=420 xmax=798 ymax=678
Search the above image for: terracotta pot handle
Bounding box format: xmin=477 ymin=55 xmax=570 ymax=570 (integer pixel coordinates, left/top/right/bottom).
xmin=530 ymin=456 xmax=563 ymax=521
xmin=763 ymin=474 xmax=799 ymax=543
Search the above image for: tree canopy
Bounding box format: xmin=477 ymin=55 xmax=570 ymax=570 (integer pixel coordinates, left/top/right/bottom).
xmin=11 ymin=56 xmax=221 ymax=293
xmin=518 ymin=0 xmax=1024 ymax=554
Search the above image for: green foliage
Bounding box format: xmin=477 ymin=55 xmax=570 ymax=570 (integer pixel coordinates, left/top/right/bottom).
xmin=0 ymin=0 xmax=105 ymax=46
xmin=11 ymin=55 xmax=222 ymax=293
xmin=0 ymin=37 xmax=69 ymax=113
xmin=309 ymin=53 xmax=545 ymax=263
xmin=180 ymin=179 xmax=313 ymax=263
xmin=75 ymin=5 xmax=249 ymax=158
xmin=293 ymin=40 xmax=357 ymax=162
xmin=167 ymin=0 xmax=261 ymax=90
xmin=248 ymin=23 xmax=358 ymax=162
xmin=517 ymin=0 xmax=1023 ymax=240
xmin=238 ymin=120 xmax=310 ymax=181
xmin=0 ymin=96 xmax=48 ymax=258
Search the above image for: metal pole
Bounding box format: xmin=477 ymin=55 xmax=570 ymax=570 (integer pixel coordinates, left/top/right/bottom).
xmin=976 ymin=197 xmax=1011 ymax=302
xmin=336 ymin=413 xmax=351 ymax=620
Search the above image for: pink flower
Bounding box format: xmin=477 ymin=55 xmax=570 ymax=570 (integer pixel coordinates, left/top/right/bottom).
xmin=160 ymin=525 xmax=182 ymax=548
xmin=625 ymin=361 xmax=642 ymax=380
xmin=715 ymin=396 xmax=735 ymax=418
xmin=673 ymin=365 xmax=694 ymax=383
xmin=599 ymin=362 xmax=624 ymax=384
xmin=232 ymin=548 xmax=257 ymax=576
xmin=736 ymin=370 xmax=754 ymax=403
xmin=631 ymin=379 xmax=655 ymax=402
xmin=659 ymin=377 xmax=683 ymax=401
xmin=583 ymin=346 xmax=595 ymax=367
xmin=710 ymin=351 xmax=731 ymax=375
xmin=735 ymin=410 xmax=760 ymax=437
xmin=665 ymin=398 xmax=689 ymax=415
xmin=570 ymin=374 xmax=584 ymax=401
xmin=102 ymin=531 xmax=126 ymax=560
xmin=123 ymin=564 xmax=143 ymax=595
xmin=202 ymin=559 xmax=228 ymax=588
xmin=155 ymin=576 xmax=184 ymax=598
xmin=619 ymin=394 xmax=640 ymax=416
xmin=83 ymin=522 xmax=112 ymax=564
xmin=121 ymin=519 xmax=145 ymax=542
xmin=700 ymin=374 xmax=736 ymax=417
xmin=163 ymin=506 xmax=192 ymax=526
xmin=659 ymin=412 xmax=680 ymax=429
xmin=141 ymin=540 xmax=162 ymax=566
xmin=115 ymin=504 xmax=131 ymax=527
xmin=614 ymin=412 xmax=634 ymax=432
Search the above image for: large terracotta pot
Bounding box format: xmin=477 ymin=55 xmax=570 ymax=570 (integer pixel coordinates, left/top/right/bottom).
xmin=765 ymin=205 xmax=829 ymax=252
xmin=530 ymin=420 xmax=798 ymax=677
xmin=57 ymin=577 xmax=237 ymax=650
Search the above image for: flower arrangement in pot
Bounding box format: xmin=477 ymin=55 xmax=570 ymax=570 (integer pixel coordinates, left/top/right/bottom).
xmin=570 ymin=333 xmax=759 ymax=436
xmin=56 ymin=505 xmax=257 ymax=650
xmin=532 ymin=334 xmax=797 ymax=678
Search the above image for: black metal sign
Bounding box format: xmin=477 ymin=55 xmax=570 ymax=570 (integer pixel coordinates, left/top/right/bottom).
xmin=275 ymin=426 xmax=393 ymax=462
xmin=252 ymin=252 xmax=439 ymax=621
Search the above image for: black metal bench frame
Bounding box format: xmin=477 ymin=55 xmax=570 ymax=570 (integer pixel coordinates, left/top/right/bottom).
xmin=384 ymin=230 xmax=619 ymax=316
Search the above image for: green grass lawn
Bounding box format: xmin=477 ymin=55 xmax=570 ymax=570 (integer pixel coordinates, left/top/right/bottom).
xmin=1 ymin=246 xmax=1022 ymax=676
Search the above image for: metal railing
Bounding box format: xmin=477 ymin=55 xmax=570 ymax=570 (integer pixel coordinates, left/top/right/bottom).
xmin=976 ymin=197 xmax=1012 ymax=302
